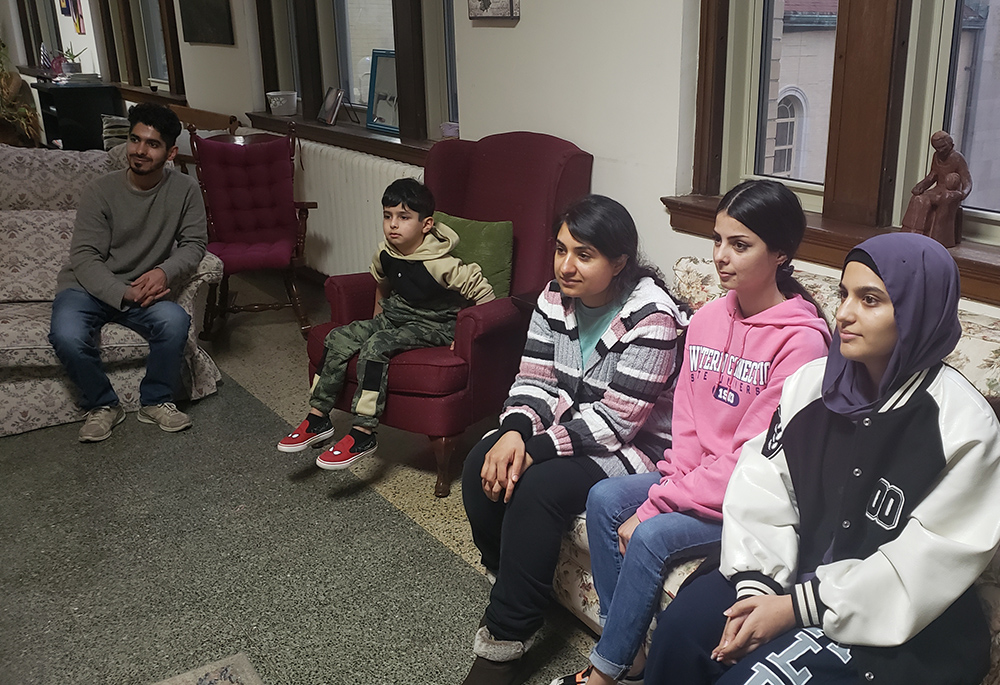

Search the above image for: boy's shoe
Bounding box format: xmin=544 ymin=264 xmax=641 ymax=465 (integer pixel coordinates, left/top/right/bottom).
xmin=316 ymin=430 xmax=377 ymax=470
xmin=550 ymin=666 xmax=593 ymax=685
xmin=277 ymin=414 xmax=335 ymax=452
xmin=78 ymin=405 xmax=126 ymax=442
xmin=137 ymin=402 xmax=192 ymax=432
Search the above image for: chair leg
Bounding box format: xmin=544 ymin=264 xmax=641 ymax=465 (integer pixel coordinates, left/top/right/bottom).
xmin=430 ymin=435 xmax=458 ymax=498
xmin=285 ymin=268 xmax=312 ymax=339
xmin=219 ymin=275 xmax=231 ymax=318
xmin=199 ymin=283 xmax=219 ymax=341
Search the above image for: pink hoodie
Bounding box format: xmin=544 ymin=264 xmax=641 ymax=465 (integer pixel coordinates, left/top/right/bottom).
xmin=636 ymin=290 xmax=831 ymax=522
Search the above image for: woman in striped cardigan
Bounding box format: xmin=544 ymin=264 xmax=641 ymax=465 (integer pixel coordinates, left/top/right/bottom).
xmin=459 ymin=195 xmax=690 ymax=685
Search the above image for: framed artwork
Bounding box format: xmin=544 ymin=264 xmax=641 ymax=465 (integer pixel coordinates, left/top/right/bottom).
xmin=178 ymin=0 xmax=235 ymax=45
xmin=468 ymin=0 xmax=520 ymax=19
xmin=318 ymin=87 xmax=346 ymax=125
xmin=366 ymin=50 xmax=398 ymax=135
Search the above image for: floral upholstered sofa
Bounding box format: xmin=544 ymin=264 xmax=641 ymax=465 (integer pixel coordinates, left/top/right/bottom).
xmin=0 ymin=144 xmax=223 ymax=436
xmin=552 ymin=255 xmax=1000 ymax=681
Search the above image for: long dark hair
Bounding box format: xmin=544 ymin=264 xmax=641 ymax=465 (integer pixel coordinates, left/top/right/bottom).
xmin=717 ymin=179 xmax=825 ymax=321
xmin=555 ymin=195 xmax=686 ymax=309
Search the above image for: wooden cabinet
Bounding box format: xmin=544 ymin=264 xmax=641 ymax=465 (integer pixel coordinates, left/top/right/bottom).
xmin=30 ymin=82 xmax=124 ymax=151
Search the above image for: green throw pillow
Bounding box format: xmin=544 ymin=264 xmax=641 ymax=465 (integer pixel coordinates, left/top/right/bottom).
xmin=434 ymin=211 xmax=513 ymax=299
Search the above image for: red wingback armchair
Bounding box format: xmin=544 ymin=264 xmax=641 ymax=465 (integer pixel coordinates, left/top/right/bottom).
xmin=192 ymin=131 xmax=316 ymax=339
xmin=306 ymin=131 xmax=593 ymax=496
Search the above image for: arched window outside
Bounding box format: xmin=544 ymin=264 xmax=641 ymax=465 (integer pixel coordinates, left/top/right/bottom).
xmin=773 ymin=95 xmax=798 ymax=176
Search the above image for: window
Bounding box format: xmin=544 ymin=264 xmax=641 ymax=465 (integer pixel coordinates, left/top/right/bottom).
xmin=136 ymin=0 xmax=168 ymax=85
xmin=754 ymin=1 xmax=836 ymax=184
xmin=770 ymin=95 xmax=798 ymax=176
xmin=672 ymin=0 xmax=1000 ymax=305
xmin=15 ymin=0 xmax=62 ymax=67
xmin=93 ymin=0 xmax=183 ymax=95
xmin=713 ymin=0 xmax=1000 ymax=241
xmin=259 ymin=0 xmax=457 ymax=141
xmin=334 ymin=0 xmax=395 ymax=106
xmin=947 ymin=0 xmax=999 ymax=217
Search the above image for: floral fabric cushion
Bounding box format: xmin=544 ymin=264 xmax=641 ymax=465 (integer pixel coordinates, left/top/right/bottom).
xmin=0 ymin=210 xmax=75 ymax=302
xmin=0 ymin=302 xmax=149 ymax=368
xmin=0 ymin=145 xmax=122 ymax=211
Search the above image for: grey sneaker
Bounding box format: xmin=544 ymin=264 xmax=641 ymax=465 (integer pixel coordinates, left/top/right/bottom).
xmin=79 ymin=405 xmax=126 ymax=442
xmin=137 ymin=402 xmax=192 ymax=432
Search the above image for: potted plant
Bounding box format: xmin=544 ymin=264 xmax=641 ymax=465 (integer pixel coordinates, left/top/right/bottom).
xmin=0 ymin=36 xmax=41 ymax=147
xmin=59 ymin=44 xmax=86 ymax=74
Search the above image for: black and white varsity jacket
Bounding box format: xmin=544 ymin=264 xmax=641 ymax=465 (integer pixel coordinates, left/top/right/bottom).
xmin=721 ymin=358 xmax=1000 ymax=685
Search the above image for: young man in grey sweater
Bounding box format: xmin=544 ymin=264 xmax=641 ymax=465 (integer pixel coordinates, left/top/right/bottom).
xmin=49 ymin=103 xmax=207 ymax=442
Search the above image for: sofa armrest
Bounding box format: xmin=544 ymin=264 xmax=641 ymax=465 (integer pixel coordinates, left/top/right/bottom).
xmin=173 ymin=253 xmax=224 ymax=297
xmin=325 ymin=272 xmax=377 ymax=326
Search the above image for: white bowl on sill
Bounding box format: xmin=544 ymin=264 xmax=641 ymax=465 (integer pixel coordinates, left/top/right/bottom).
xmin=266 ymin=91 xmax=298 ymax=116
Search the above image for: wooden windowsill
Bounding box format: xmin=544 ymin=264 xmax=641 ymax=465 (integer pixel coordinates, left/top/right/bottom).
xmin=246 ymin=111 xmax=432 ymax=167
xmin=662 ymin=194 xmax=1000 ymax=308
xmin=115 ymin=83 xmax=187 ymax=106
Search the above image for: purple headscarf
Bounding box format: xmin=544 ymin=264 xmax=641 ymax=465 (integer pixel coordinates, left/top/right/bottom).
xmin=821 ymin=233 xmax=962 ymax=418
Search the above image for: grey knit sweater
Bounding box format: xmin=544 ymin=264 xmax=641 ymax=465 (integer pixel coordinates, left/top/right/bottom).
xmin=57 ymin=167 xmax=207 ymax=309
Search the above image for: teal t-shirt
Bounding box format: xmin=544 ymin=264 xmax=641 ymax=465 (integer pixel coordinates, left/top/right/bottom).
xmin=575 ymin=298 xmax=624 ymax=368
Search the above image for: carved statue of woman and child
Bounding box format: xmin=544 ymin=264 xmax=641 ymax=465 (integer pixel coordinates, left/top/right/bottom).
xmin=901 ymin=130 xmax=972 ymax=248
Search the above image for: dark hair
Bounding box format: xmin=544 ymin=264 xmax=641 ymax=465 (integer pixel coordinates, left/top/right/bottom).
xmin=382 ymin=178 xmax=435 ymax=220
xmin=127 ymin=102 xmax=182 ymax=148
xmin=716 ymin=179 xmax=825 ymax=321
xmin=555 ymin=194 xmax=686 ymax=308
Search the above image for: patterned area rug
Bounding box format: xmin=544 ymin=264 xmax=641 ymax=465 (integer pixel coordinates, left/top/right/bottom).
xmin=151 ymin=653 xmax=263 ymax=685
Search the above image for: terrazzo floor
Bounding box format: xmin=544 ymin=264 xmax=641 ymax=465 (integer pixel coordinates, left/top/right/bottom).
xmin=201 ymin=272 xmax=596 ymax=678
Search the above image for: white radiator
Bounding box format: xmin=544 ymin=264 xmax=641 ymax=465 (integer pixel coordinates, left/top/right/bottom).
xmin=294 ymin=140 xmax=423 ymax=276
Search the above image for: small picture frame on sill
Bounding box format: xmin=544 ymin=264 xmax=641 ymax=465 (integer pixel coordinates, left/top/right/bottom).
xmin=366 ymin=50 xmax=399 ymax=135
xmin=469 ymin=0 xmax=520 ymax=19
xmin=318 ymin=87 xmax=345 ymax=125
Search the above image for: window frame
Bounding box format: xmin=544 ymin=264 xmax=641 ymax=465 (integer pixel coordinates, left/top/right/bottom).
xmin=93 ymin=0 xmax=184 ymax=97
xmin=668 ymin=0 xmax=1000 ymax=307
xmin=255 ymin=0 xmax=427 ymax=141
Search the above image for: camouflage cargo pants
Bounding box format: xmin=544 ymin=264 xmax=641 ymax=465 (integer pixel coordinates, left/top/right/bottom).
xmin=310 ymin=313 xmax=455 ymax=430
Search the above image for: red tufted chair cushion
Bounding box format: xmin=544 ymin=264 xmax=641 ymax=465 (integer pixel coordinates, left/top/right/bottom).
xmin=192 ymin=134 xmax=299 ymax=276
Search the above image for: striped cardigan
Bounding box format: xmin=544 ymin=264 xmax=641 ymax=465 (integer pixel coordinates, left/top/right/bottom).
xmin=499 ymin=277 xmax=687 ymax=477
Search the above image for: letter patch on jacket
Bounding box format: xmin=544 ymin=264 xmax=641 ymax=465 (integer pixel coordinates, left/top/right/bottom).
xmin=866 ymin=478 xmax=904 ymax=530
xmin=763 ymin=406 xmax=783 ymax=459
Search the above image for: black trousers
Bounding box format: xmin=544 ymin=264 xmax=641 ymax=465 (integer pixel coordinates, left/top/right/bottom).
xmin=645 ymin=571 xmax=859 ymax=685
xmin=462 ymin=429 xmax=606 ymax=642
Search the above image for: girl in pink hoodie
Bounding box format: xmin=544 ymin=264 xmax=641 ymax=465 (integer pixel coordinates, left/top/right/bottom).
xmin=553 ymin=180 xmax=831 ymax=685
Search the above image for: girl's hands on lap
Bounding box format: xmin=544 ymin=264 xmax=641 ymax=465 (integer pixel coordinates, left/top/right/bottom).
xmin=482 ymin=431 xmax=533 ymax=503
xmin=711 ymin=594 xmax=795 ymax=664
xmin=617 ymin=514 xmax=641 ymax=556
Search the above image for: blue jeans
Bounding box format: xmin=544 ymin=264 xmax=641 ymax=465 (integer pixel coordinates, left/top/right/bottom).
xmin=586 ymin=473 xmax=723 ymax=679
xmin=48 ymin=288 xmax=190 ymax=410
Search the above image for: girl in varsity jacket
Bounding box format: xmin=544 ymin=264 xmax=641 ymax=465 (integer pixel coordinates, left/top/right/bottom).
xmin=554 ymin=180 xmax=831 ymax=685
xmin=645 ymin=233 xmax=1000 ymax=685
xmin=459 ymin=195 xmax=689 ymax=685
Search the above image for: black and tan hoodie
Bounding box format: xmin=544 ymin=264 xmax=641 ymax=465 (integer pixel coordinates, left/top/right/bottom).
xmin=369 ymin=221 xmax=495 ymax=324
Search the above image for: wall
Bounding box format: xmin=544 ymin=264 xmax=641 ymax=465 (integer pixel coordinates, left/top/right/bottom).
xmin=451 ymin=0 xmax=707 ymax=276
xmin=55 ymin=0 xmax=100 ymax=74
xmin=169 ymin=0 xmax=263 ymax=118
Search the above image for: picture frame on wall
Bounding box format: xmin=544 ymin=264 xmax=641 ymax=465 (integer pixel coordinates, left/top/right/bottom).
xmin=318 ymin=87 xmax=346 ymax=125
xmin=178 ymin=0 xmax=235 ymax=46
xmin=366 ymin=50 xmax=399 ymax=135
xmin=468 ymin=0 xmax=520 ymax=19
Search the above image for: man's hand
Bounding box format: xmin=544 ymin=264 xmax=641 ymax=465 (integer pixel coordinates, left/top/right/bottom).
xmin=617 ymin=513 xmax=641 ymax=556
xmin=124 ymin=268 xmax=170 ymax=307
xmin=711 ymin=594 xmax=796 ymax=665
xmin=481 ymin=431 xmax=533 ymax=503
